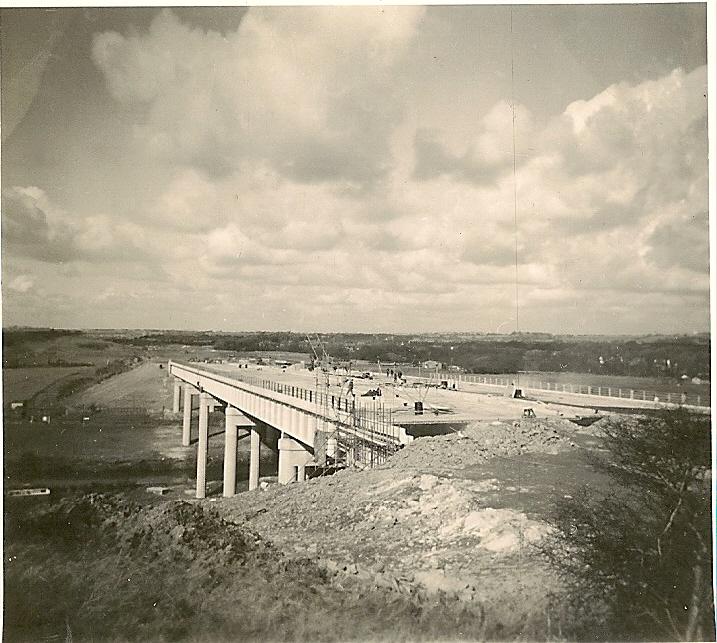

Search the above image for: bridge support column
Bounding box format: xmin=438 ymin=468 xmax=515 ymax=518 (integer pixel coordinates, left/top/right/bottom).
xmin=223 ymin=407 xmax=241 ymax=498
xmin=249 ymin=427 xmax=260 ymax=491
xmin=278 ymin=433 xmax=312 ymax=484
xmin=182 ymin=384 xmax=197 ymax=446
xmin=172 ymin=381 xmax=181 ymax=413
xmin=196 ymin=392 xmax=213 ymax=499
xmin=222 ymin=407 xmax=255 ymax=497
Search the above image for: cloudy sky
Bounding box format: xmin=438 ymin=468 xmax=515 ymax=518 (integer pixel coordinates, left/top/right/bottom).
xmin=1 ymin=4 xmax=709 ymax=334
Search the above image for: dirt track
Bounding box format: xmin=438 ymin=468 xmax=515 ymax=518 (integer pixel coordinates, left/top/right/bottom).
xmin=67 ymin=361 xmax=172 ymax=411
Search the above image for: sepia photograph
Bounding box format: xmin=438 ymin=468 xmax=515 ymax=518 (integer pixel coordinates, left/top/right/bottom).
xmin=1 ymin=2 xmax=714 ymax=641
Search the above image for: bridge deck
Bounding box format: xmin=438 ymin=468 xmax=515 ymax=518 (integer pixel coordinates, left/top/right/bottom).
xmin=168 ymin=361 xmax=405 ymax=448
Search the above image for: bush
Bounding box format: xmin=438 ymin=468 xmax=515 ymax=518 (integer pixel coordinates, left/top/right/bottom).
xmin=545 ymin=410 xmax=714 ymax=640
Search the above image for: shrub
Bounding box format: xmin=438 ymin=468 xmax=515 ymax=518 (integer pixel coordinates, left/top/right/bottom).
xmin=545 ymin=410 xmax=714 ymax=640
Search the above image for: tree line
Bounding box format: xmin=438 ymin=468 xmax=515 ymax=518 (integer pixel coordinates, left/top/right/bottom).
xmin=170 ymin=332 xmax=708 ymax=379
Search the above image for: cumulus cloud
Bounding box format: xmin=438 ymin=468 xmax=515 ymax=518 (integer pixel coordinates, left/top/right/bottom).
xmin=2 ymin=186 xmax=77 ymax=262
xmin=413 ymin=101 xmax=534 ymax=185
xmin=92 ymin=7 xmax=425 ymax=185
xmin=645 ymin=211 xmax=709 ymax=274
xmin=1 ymin=186 xmax=150 ymax=263
xmin=501 ymin=66 xmax=708 ymax=290
xmin=5 ymin=6 xmax=706 ymax=333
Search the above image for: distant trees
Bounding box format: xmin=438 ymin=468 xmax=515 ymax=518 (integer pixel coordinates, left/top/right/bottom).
xmin=545 ymin=410 xmax=714 ymax=640
xmin=27 ymin=328 xmax=708 ymax=379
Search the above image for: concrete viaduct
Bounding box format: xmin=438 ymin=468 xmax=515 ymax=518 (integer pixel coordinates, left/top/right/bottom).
xmin=168 ymin=361 xmax=410 ymax=500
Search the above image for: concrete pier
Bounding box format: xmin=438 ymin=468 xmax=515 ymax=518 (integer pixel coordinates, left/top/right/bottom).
xmin=249 ymin=427 xmax=261 ymax=491
xmin=196 ymin=392 xmax=213 ymax=499
xmin=182 ymin=384 xmax=197 ymax=447
xmin=278 ymin=433 xmax=313 ymax=484
xmin=223 ymin=407 xmax=257 ymax=496
xmin=223 ymin=407 xmax=241 ymax=498
xmin=172 ymin=381 xmax=181 ymax=413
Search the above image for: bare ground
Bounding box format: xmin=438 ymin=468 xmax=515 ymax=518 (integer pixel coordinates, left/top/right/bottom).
xmin=66 ymin=361 xmax=172 ymax=411
xmin=211 ymin=416 xmax=608 ymax=638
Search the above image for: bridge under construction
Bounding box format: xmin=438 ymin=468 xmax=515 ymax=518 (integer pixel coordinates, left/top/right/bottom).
xmin=168 ymin=358 xmax=707 ymax=500
xmin=168 ymin=360 xmax=462 ymax=499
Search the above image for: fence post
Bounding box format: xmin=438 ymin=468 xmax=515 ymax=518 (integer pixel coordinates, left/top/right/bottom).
xmin=630 ymin=389 xmax=634 ymax=399
xmin=618 ymin=388 xmax=622 ymax=398
xmin=667 ymin=393 xmax=671 ymax=404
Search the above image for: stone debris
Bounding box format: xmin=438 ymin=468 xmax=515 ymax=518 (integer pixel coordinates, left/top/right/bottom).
xmin=145 ymin=486 xmax=170 ymax=496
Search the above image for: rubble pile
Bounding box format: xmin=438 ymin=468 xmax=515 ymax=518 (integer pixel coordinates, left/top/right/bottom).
xmin=384 ymin=418 xmax=570 ymax=473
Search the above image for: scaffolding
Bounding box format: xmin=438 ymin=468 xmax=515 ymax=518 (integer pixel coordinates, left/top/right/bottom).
xmin=307 ymin=334 xmax=401 ymax=472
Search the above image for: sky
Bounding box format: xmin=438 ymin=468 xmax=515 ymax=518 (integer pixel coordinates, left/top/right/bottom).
xmin=0 ymin=4 xmax=710 ymax=334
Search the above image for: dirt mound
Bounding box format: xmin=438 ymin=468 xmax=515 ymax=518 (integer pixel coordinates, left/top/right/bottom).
xmin=218 ymin=462 xmax=559 ymax=638
xmin=5 ymin=415 xmax=577 ymax=641
xmin=383 ymin=418 xmax=570 ymax=473
xmin=209 ymin=417 xmax=582 ymax=636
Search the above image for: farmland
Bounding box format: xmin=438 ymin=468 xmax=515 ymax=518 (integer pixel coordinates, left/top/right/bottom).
xmin=3 ymin=367 xmax=94 ymax=403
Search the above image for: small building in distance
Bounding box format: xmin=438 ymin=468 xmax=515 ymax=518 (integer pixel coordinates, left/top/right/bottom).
xmin=422 ymin=360 xmax=442 ymax=370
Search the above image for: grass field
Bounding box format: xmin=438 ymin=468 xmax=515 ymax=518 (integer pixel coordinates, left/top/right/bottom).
xmin=3 ymin=367 xmax=94 ymax=402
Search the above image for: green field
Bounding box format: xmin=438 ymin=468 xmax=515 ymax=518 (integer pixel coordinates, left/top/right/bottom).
xmin=3 ymin=367 xmax=94 ymax=403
